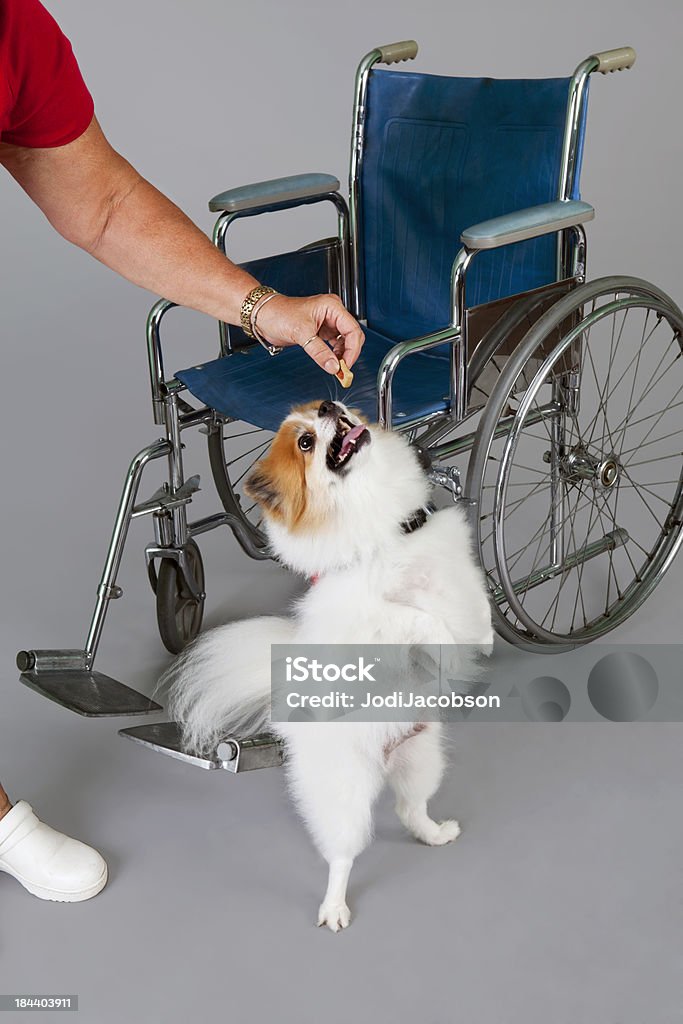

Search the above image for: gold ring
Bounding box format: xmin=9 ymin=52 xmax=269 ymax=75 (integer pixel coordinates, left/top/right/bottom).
xmin=302 ymin=336 xmax=318 ymax=349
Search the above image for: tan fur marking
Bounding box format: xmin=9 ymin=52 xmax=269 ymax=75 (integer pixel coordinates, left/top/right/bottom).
xmin=383 ymin=723 xmax=427 ymax=761
xmin=291 ymin=400 xmax=323 ymax=416
xmin=244 ymin=423 xmax=307 ymax=529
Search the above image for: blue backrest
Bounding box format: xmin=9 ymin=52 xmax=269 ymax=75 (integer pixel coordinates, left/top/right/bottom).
xmin=360 ymin=70 xmax=588 ymax=341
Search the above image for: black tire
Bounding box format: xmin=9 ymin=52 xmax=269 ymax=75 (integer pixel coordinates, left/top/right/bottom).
xmin=156 ymin=540 xmax=206 ymax=655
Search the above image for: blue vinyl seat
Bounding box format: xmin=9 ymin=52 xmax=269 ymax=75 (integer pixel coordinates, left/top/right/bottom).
xmin=177 ymin=326 xmax=450 ymax=433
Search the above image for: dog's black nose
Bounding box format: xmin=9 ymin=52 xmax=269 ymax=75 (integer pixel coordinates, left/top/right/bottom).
xmin=318 ymin=401 xmax=338 ymax=418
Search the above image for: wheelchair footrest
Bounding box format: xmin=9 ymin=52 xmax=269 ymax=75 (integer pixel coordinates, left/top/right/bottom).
xmin=218 ymin=734 xmax=285 ymax=773
xmin=119 ymin=721 xmax=285 ymax=773
xmin=16 ymin=649 xmax=162 ymax=717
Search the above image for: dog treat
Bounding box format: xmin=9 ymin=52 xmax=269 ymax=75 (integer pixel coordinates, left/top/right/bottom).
xmin=336 ymin=358 xmax=354 ymax=388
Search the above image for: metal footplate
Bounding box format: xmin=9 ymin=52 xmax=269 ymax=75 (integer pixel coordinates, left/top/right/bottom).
xmin=119 ymin=721 xmax=284 ymax=773
xmin=16 ymin=649 xmax=162 ymax=718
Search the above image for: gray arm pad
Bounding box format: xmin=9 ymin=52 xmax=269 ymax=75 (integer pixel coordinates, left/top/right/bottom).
xmin=209 ymin=173 xmax=341 ymax=214
xmin=461 ymin=200 xmax=595 ymax=251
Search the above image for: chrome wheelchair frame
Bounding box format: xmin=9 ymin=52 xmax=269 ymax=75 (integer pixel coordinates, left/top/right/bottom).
xmin=17 ymin=43 xmax=683 ymax=739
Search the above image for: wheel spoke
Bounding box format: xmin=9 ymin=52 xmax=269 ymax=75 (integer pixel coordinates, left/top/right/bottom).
xmin=611 ymin=349 xmax=681 ymax=444
xmin=540 ymin=482 xmax=589 ymax=631
xmin=567 ymin=484 xmax=606 ymax=631
xmin=618 ymin=473 xmax=677 ymax=506
xmin=619 ymin=389 xmax=683 ymax=462
xmin=223 ymin=426 xmax=270 ymax=439
xmin=226 ymin=436 xmax=272 ymax=467
xmin=627 ymin=453 xmax=683 ymax=469
xmin=613 ymin=392 xmax=683 ymax=446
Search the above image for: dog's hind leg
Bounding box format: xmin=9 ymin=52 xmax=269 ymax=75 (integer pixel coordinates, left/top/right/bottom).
xmin=284 ymin=733 xmax=384 ymax=933
xmin=387 ymin=723 xmax=461 ymax=846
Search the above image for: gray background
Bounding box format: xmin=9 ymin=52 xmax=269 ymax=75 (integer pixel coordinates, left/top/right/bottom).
xmin=1 ymin=0 xmax=682 ymax=1021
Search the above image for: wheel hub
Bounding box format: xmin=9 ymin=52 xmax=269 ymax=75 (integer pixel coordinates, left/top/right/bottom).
xmin=560 ymin=446 xmax=621 ymax=489
xmin=597 ymin=457 xmax=620 ymax=489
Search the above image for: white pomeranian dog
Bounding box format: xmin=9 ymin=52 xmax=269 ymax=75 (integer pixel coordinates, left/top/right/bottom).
xmin=166 ymin=399 xmax=493 ymax=932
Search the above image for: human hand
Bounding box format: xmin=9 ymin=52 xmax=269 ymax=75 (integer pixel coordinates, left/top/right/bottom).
xmin=255 ymin=294 xmax=365 ymax=375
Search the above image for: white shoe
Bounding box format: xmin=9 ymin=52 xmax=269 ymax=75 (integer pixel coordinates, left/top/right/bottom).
xmin=0 ymin=801 xmax=108 ymax=902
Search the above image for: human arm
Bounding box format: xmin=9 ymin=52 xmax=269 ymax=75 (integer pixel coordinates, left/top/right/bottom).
xmin=0 ymin=118 xmax=363 ymax=372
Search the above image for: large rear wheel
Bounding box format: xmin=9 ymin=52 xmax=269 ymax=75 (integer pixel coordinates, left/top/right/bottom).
xmin=466 ymin=276 xmax=683 ymax=650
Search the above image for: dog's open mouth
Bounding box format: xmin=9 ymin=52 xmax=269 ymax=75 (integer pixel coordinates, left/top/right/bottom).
xmin=326 ymin=416 xmax=371 ymax=472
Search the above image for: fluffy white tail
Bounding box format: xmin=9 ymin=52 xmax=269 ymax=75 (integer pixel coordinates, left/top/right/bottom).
xmin=163 ymin=616 xmax=294 ymax=754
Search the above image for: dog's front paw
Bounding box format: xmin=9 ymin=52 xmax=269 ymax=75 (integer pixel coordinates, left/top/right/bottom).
xmin=317 ymin=900 xmax=351 ymax=933
xmin=421 ymin=818 xmax=462 ymax=846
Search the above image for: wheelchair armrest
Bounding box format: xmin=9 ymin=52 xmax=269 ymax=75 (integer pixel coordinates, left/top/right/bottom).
xmin=460 ymin=200 xmax=595 ymax=251
xmin=209 ymin=173 xmax=341 ymax=215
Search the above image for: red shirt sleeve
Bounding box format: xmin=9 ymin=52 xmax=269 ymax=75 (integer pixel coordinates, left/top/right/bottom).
xmin=1 ymin=0 xmax=94 ymax=147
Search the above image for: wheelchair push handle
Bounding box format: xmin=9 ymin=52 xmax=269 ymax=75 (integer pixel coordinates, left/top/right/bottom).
xmin=591 ymin=46 xmax=636 ymax=74
xmin=377 ymin=40 xmax=419 ymax=65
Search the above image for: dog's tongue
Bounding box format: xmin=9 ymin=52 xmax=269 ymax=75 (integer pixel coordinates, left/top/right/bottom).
xmin=340 ymin=424 xmax=366 ymax=457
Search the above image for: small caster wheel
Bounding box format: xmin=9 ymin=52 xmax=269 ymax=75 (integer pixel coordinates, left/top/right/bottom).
xmin=155 ymin=540 xmax=205 ymax=655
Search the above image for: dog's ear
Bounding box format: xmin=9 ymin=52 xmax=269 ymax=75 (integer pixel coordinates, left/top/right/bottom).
xmin=244 ymin=464 xmax=279 ymax=511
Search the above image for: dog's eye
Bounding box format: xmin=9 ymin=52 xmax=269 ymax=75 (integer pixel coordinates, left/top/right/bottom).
xmin=298 ymin=433 xmax=315 ymax=452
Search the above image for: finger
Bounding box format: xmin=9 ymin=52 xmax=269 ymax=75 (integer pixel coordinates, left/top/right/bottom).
xmin=300 ymin=335 xmax=340 ymax=375
xmin=321 ymin=306 xmax=365 ymax=367
xmin=320 ymin=333 xmax=347 ymax=364
xmin=342 ymin=326 xmax=365 ymax=368
xmin=344 ymin=327 xmax=365 ymax=368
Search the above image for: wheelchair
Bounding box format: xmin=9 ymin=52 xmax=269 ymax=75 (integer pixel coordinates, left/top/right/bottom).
xmin=17 ymin=42 xmax=683 ymax=762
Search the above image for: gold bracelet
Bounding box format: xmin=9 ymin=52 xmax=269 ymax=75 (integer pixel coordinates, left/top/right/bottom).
xmin=240 ymin=285 xmax=276 ymax=339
